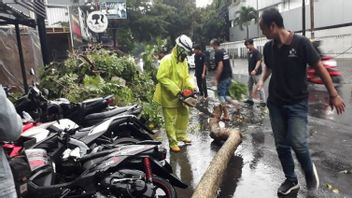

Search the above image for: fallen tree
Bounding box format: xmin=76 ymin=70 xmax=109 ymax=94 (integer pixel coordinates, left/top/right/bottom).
xmin=192 ymin=105 xmax=242 ymax=198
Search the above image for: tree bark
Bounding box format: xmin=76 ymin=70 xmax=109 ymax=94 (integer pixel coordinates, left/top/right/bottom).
xmin=192 ymin=105 xmax=242 ymax=198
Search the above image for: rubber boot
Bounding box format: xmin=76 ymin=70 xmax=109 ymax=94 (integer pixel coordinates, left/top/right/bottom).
xmin=170 ymin=145 xmax=181 ymax=152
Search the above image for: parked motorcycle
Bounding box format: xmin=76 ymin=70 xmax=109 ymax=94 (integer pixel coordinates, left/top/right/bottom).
xmin=15 ymin=85 xmax=142 ymax=127
xmin=4 ymin=113 xmax=155 ymax=158
xmin=3 ymin=119 xmax=79 ymax=157
xmin=11 ymin=128 xmax=185 ymax=198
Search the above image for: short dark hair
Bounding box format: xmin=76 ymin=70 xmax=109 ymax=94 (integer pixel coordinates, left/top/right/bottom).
xmin=244 ymin=39 xmax=254 ymax=45
xmin=210 ymin=38 xmax=220 ymax=46
xmin=260 ymin=8 xmax=284 ymax=28
xmin=194 ymin=44 xmax=201 ymax=50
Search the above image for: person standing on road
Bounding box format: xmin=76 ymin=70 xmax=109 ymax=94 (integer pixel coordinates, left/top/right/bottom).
xmin=254 ymin=8 xmax=345 ymax=195
xmin=194 ymin=44 xmax=208 ymax=100
xmin=244 ymin=39 xmax=266 ymax=106
xmin=0 ymin=85 xmax=22 ymax=198
xmin=153 ymin=34 xmax=196 ymax=152
xmin=210 ymin=39 xmax=234 ymax=121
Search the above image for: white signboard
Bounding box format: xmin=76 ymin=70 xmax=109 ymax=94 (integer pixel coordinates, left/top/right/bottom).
xmin=87 ymin=11 xmax=108 ymax=33
xmin=100 ymin=0 xmax=127 ymax=19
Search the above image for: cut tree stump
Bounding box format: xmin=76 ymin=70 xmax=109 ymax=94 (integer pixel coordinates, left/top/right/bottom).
xmin=192 ymin=105 xmax=242 ymax=198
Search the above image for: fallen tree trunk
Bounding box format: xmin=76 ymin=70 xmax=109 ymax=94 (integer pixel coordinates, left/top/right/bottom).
xmin=192 ymin=105 xmax=242 ymax=198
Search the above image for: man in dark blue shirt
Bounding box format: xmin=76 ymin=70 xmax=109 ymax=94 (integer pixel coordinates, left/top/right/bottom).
xmin=210 ymin=39 xmax=234 ymax=120
xmin=194 ymin=45 xmax=208 ymax=99
xmin=254 ymin=8 xmax=345 ymax=196
xmin=244 ymin=39 xmax=265 ymax=106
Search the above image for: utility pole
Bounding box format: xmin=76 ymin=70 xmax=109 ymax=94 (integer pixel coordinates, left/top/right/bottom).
xmin=302 ymin=0 xmax=306 ymax=36
xmin=256 ymin=0 xmax=259 ymax=37
xmin=310 ymin=0 xmax=315 ymax=39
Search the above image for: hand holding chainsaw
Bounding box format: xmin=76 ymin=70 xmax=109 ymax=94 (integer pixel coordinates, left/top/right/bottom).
xmin=178 ymin=89 xmax=198 ymax=107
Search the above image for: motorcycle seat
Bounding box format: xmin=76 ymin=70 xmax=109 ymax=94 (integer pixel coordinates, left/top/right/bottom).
xmin=81 ymin=98 xmax=104 ymax=106
xmin=84 ymin=106 xmax=132 ymax=120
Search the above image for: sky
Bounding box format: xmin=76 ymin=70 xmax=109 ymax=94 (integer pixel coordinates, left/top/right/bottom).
xmin=196 ymin=0 xmax=212 ymax=7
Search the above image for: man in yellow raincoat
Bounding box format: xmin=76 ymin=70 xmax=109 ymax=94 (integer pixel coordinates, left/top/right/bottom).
xmin=153 ymin=34 xmax=195 ymax=152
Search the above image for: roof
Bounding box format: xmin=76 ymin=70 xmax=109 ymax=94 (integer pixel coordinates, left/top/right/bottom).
xmin=0 ymin=2 xmax=36 ymax=27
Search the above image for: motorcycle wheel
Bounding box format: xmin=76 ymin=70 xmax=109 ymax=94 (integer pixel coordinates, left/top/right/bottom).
xmin=96 ymin=176 xmax=177 ymax=198
xmin=152 ymin=176 xmax=177 ymax=198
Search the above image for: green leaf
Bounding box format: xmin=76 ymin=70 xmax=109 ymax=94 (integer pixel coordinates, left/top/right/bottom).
xmin=228 ymin=80 xmax=247 ymax=100
xmin=83 ymin=75 xmax=105 ymax=91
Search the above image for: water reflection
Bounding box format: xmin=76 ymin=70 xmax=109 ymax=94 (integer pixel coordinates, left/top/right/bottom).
xmin=249 ymin=129 xmax=265 ymax=170
xmin=218 ymin=156 xmax=244 ymax=197
xmin=170 ymin=148 xmax=194 ymax=198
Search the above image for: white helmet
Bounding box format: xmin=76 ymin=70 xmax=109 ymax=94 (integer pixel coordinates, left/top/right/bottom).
xmin=175 ymin=34 xmax=193 ymax=53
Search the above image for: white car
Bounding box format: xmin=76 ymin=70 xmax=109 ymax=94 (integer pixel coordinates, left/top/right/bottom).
xmin=187 ymin=54 xmax=195 ymax=69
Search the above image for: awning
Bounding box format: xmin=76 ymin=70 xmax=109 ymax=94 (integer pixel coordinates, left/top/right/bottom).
xmin=0 ymin=2 xmax=36 ymax=27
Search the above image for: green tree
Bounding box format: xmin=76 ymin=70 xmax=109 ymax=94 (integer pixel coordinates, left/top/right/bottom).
xmin=110 ymin=0 xmax=233 ymax=52
xmin=192 ymin=0 xmax=232 ymax=48
xmin=234 ymin=6 xmax=258 ymax=39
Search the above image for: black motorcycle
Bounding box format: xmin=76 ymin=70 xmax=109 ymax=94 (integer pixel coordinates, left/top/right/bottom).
xmin=48 ymin=114 xmax=155 ymax=147
xmin=13 ymin=128 xmax=186 ymax=198
xmin=15 ymin=85 xmax=142 ymax=127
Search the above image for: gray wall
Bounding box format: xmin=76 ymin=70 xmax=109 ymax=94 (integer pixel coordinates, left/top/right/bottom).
xmin=47 ymin=0 xmax=86 ymax=5
xmin=258 ymin=0 xmax=281 ymax=10
xmin=229 ymin=21 xmax=259 ymax=41
xmin=282 ymin=0 xmax=352 ymax=32
xmin=229 ymin=0 xmax=352 ymax=41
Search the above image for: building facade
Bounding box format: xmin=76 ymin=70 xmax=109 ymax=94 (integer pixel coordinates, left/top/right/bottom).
xmin=226 ymin=0 xmax=352 ymax=58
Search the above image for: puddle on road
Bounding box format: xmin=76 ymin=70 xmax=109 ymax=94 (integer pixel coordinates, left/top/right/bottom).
xmin=155 ymin=90 xmax=287 ymax=198
xmin=155 ymin=78 xmax=352 ymax=198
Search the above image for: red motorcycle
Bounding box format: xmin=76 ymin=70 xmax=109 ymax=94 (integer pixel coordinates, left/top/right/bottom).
xmin=3 ymin=121 xmax=39 ymax=157
xmin=307 ymin=55 xmax=342 ymax=85
xmin=307 ymin=40 xmax=343 ymax=85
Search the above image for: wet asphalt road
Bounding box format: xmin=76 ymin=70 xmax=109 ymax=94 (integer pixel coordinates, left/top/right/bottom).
xmin=156 ymin=59 xmax=352 ymax=198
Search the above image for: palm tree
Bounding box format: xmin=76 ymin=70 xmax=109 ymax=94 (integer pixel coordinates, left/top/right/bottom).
xmin=234 ymin=6 xmax=258 ymax=39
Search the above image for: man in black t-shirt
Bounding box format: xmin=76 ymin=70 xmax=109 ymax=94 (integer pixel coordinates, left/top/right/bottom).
xmin=194 ymin=45 xmax=208 ymax=99
xmin=210 ymin=39 xmax=234 ymax=120
xmin=244 ymin=39 xmax=265 ymax=106
xmin=253 ymin=8 xmax=345 ymax=196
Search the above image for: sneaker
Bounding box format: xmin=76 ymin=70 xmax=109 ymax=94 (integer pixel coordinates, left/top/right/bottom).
xmin=170 ymin=145 xmax=181 ymax=152
xmin=306 ymin=163 xmax=320 ymax=191
xmin=277 ymin=179 xmax=300 ymax=195
xmin=244 ymin=99 xmax=254 ymax=105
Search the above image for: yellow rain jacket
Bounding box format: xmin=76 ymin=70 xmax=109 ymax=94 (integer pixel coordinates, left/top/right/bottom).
xmin=153 ymin=48 xmax=195 ymax=107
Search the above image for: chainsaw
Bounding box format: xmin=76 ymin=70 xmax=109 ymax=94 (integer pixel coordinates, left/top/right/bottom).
xmin=178 ymin=89 xmax=212 ymax=116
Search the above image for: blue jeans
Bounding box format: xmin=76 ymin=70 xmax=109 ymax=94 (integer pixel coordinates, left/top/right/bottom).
xmin=267 ymin=99 xmax=313 ymax=182
xmin=217 ymin=78 xmax=232 ymax=103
